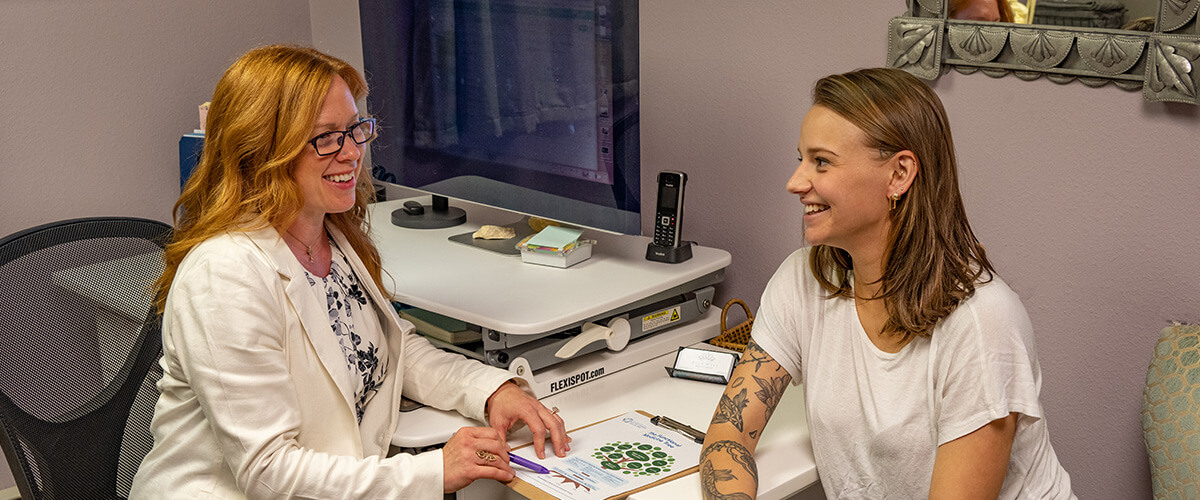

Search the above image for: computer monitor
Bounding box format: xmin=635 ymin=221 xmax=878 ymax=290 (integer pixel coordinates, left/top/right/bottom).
xmin=359 ymin=0 xmax=641 ymax=247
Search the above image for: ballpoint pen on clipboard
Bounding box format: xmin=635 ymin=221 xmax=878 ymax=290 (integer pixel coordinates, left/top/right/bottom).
xmin=650 ymin=414 xmax=706 ymax=444
xmin=508 ymin=452 xmax=550 ymax=474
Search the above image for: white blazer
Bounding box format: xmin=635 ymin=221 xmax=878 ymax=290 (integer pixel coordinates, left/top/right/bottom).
xmin=130 ymin=224 xmax=514 ymax=499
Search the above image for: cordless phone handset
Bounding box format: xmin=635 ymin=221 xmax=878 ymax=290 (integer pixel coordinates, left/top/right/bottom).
xmin=646 ymin=170 xmax=693 ymax=263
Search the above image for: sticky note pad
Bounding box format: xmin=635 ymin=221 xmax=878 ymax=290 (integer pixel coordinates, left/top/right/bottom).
xmin=525 ymin=226 xmax=583 ymax=250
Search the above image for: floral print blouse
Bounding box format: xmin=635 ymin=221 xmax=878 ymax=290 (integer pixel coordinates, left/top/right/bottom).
xmin=303 ymin=240 xmax=388 ymax=424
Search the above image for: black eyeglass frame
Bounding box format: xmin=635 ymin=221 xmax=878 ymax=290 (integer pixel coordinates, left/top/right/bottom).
xmin=308 ymin=118 xmax=377 ymax=157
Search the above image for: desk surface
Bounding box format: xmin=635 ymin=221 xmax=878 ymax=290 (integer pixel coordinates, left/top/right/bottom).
xmin=445 ymin=344 xmax=817 ymax=500
xmin=368 ymin=198 xmax=731 ymax=335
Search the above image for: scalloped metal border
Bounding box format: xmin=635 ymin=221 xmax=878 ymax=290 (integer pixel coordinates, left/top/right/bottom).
xmin=888 ymin=0 xmax=1200 ymax=104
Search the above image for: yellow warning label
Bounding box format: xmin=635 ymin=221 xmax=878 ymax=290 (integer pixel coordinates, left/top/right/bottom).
xmin=643 ymin=306 xmax=682 ymax=331
xmin=644 ymin=310 xmax=669 ymax=321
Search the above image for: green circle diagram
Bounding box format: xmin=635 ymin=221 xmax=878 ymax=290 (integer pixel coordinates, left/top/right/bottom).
xmin=590 ymin=442 xmax=676 ymax=477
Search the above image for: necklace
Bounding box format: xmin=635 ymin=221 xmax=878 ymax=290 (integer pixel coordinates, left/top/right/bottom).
xmin=284 ymin=228 xmax=324 ymax=264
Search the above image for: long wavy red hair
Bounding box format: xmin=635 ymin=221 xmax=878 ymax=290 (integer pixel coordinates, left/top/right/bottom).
xmin=154 ymin=45 xmax=384 ymax=311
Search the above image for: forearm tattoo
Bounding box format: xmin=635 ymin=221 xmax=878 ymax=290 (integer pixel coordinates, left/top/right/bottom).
xmin=712 ymin=384 xmax=749 ymax=432
xmin=730 ymin=340 xmax=790 ymax=438
xmin=700 ymin=440 xmax=758 ymax=500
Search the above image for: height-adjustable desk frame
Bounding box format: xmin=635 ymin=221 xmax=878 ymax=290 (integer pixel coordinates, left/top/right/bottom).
xmin=368 ymin=197 xmax=732 ymax=401
xmin=369 ymin=198 xmax=819 ymax=500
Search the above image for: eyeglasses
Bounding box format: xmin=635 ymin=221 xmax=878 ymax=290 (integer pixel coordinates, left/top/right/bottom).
xmin=308 ymin=118 xmax=376 ymax=156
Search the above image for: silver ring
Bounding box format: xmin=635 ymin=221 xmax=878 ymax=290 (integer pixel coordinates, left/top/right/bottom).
xmin=550 ymin=406 xmax=560 ymax=415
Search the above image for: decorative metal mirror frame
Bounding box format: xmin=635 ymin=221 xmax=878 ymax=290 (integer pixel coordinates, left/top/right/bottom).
xmin=887 ymin=0 xmax=1200 ymax=104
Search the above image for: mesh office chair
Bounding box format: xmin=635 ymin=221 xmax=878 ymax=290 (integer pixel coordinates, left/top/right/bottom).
xmin=0 ymin=217 xmax=171 ymax=500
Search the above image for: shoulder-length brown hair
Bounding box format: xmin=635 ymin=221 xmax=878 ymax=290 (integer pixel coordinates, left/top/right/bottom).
xmin=154 ymin=45 xmax=384 ymax=311
xmin=808 ymin=67 xmax=994 ymax=339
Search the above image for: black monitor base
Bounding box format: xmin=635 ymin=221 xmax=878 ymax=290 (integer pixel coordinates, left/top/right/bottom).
xmin=391 ymin=195 xmax=467 ymax=229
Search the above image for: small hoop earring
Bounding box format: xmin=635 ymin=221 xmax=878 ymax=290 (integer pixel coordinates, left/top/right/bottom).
xmin=889 ymin=193 xmax=900 ymax=210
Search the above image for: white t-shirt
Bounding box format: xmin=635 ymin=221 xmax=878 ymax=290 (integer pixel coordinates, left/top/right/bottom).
xmin=753 ymin=248 xmax=1075 ymax=499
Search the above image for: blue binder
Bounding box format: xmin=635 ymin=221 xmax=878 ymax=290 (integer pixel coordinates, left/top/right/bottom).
xmin=179 ymin=133 xmax=204 ymax=191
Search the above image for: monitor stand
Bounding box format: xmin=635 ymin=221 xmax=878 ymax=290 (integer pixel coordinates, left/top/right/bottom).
xmin=390 ymin=195 xmax=466 ymax=229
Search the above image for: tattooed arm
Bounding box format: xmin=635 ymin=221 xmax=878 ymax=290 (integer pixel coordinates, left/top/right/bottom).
xmin=700 ymin=339 xmax=792 ymax=500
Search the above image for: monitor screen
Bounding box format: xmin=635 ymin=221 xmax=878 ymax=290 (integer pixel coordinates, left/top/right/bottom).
xmin=360 ymin=0 xmax=640 ymax=235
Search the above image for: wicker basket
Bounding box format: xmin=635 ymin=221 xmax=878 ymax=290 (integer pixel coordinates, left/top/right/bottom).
xmin=708 ymin=299 xmax=754 ymax=352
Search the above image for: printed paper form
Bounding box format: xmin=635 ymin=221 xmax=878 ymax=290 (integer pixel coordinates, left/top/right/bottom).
xmin=510 ymin=411 xmax=701 ymax=500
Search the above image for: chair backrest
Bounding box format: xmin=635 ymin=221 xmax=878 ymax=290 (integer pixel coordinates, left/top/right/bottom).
xmin=1141 ymin=323 xmax=1200 ymax=499
xmin=0 ymin=217 xmax=171 ymax=500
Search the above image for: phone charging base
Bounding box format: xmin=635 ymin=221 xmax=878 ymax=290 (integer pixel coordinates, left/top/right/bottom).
xmin=646 ymin=241 xmax=693 ymax=263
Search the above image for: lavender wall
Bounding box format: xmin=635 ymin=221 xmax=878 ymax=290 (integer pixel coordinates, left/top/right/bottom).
xmin=0 ymin=1 xmax=312 ymax=238
xmin=638 ymin=2 xmax=1199 ymax=499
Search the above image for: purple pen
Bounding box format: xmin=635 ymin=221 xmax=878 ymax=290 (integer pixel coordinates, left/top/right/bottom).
xmin=509 ymin=452 xmax=550 ymax=474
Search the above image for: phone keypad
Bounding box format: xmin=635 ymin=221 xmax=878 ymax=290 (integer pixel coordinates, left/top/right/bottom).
xmin=654 ymin=215 xmax=677 ymax=246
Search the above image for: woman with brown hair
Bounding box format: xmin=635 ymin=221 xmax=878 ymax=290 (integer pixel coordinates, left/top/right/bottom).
xmin=700 ymin=68 xmax=1074 ymax=499
xmin=130 ymin=45 xmax=568 ymax=499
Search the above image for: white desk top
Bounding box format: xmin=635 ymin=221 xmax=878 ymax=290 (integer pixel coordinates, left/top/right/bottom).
xmin=367 ymin=198 xmax=731 ymax=335
xmin=449 ymin=343 xmax=816 ymax=500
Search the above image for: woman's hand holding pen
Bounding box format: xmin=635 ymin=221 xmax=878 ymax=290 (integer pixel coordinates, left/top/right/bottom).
xmin=485 ymin=380 xmax=571 ymax=459
xmin=443 ymin=426 xmax=513 ymax=493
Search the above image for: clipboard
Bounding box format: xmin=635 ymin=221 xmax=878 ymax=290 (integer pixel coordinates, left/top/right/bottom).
xmin=506 ymin=410 xmax=701 ymax=500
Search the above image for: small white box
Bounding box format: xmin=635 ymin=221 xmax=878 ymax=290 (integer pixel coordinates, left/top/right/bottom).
xmin=516 ymin=226 xmax=594 ymax=268
xmin=519 ymin=240 xmax=593 ymax=268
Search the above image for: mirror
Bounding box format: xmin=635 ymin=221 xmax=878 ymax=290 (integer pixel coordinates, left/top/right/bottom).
xmin=887 ymin=0 xmax=1200 ymax=104
xmin=945 ymin=0 xmax=1160 ymax=27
